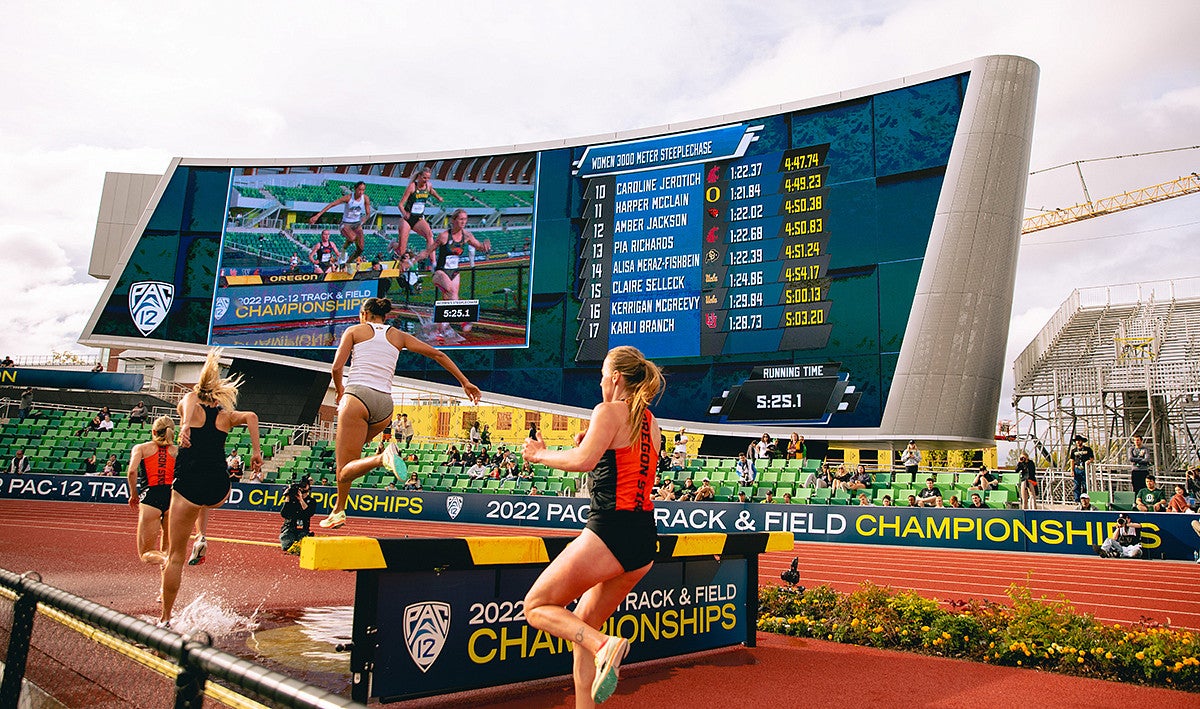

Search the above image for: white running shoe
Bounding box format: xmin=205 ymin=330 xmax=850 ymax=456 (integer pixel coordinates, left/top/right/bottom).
xmin=187 ymin=537 xmax=207 ymax=566
xmin=591 ymin=635 xmax=629 ymax=703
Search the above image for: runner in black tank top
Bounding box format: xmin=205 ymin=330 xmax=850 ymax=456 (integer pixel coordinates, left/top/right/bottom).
xmin=173 ymin=404 xmax=230 ymax=507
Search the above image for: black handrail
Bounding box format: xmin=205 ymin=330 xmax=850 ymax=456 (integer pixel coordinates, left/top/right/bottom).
xmin=0 ymin=568 xmax=365 ymax=709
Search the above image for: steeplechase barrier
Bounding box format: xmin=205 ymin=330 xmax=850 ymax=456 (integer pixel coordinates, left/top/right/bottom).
xmin=299 ymin=531 xmax=794 ymax=704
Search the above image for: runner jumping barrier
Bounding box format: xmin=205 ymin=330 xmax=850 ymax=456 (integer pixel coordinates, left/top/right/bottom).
xmin=300 ymin=531 xmax=794 ymax=704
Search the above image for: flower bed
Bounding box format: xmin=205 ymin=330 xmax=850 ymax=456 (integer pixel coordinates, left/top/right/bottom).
xmin=757 ymin=582 xmax=1199 ymax=691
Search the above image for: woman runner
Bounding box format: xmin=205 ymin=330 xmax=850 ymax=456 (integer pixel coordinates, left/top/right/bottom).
xmin=319 ymin=297 xmax=481 ymax=529
xmin=159 ymin=350 xmax=262 ymax=627
xmin=521 ymin=345 xmax=664 ymax=706
xmin=309 ymin=181 xmax=371 ymax=263
xmin=125 ymin=415 xmax=178 ymax=565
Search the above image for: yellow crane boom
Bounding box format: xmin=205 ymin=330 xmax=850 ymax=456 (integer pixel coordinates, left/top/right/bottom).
xmin=1022 ymin=172 xmax=1200 ymax=234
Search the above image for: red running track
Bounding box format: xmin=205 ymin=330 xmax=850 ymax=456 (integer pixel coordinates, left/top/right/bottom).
xmin=1 ymin=500 xmax=1197 ymax=707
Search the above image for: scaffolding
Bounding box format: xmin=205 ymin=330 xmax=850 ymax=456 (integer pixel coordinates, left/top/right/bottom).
xmin=1011 ymin=277 xmax=1200 ymax=502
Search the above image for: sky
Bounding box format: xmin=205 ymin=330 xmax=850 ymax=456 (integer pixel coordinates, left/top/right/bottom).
xmin=0 ymin=0 xmax=1196 ymax=429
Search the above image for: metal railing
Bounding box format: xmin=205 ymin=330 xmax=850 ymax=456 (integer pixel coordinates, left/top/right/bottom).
xmin=0 ymin=568 xmax=364 ymax=709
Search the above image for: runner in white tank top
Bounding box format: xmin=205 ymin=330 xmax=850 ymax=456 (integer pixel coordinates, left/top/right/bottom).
xmin=308 ymin=180 xmax=371 ymax=264
xmin=321 ymin=297 xmax=483 ymax=529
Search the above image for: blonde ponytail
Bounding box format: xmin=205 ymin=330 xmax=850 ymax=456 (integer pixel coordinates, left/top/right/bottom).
xmin=150 ymin=415 xmax=174 ymax=446
xmin=607 ymin=346 xmax=664 ymax=446
xmin=194 ymin=349 xmax=242 ymax=411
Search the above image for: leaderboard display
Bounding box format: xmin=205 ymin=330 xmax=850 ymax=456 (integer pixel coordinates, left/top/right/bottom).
xmin=574 ymin=126 xmax=834 ymax=362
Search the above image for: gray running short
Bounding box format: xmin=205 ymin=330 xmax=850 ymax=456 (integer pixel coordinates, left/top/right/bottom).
xmin=344 ymin=385 xmax=393 ymax=425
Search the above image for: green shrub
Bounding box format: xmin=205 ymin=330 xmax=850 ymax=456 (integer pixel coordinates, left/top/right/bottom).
xmin=758 ymin=582 xmax=1200 ymax=692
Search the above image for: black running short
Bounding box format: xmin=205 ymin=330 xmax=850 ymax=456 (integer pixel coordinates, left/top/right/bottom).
xmin=585 ymin=509 xmax=657 ymax=572
xmin=139 ymin=484 xmax=172 ymax=512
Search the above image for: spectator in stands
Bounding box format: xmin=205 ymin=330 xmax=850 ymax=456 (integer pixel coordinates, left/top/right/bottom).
xmin=1098 ymin=514 xmax=1143 ymax=558
xmin=91 ymin=362 xmax=104 ymax=373
xmin=1078 ymin=493 xmax=1093 ymax=511
xmin=103 ymin=454 xmax=119 ymax=475
xmin=413 ymin=209 xmax=493 ymax=342
xmin=128 ymin=401 xmax=147 ymax=424
xmin=1069 ymin=435 xmax=1094 ymax=502
xmin=529 ymin=485 xmax=542 ymax=496
xmin=83 ymin=453 xmax=97 ymax=475
xmin=403 ymin=471 xmax=423 ymax=491
xmin=1129 ymin=435 xmax=1152 ymax=495
xmin=469 ymin=420 xmax=482 ymax=447
xmin=857 ymin=493 xmax=872 ymax=506
xmin=762 ymin=491 xmax=776 ymax=504
xmin=695 ymin=479 xmax=715 ymax=502
xmin=403 ymin=451 xmax=419 ymax=464
xmin=1135 ymin=475 xmax=1167 ymax=512
xmin=782 ymin=492 xmax=793 ymax=504
xmin=906 ymin=494 xmax=919 ymax=507
xmin=737 ymin=491 xmax=749 ymax=503
xmin=916 ymin=478 xmax=942 ymax=507
xmin=480 ymin=424 xmax=491 ymax=446
xmin=677 ymin=478 xmax=698 ymax=501
xmin=17 ymin=387 xmax=33 ymax=420
xmin=98 ymin=414 xmax=115 ymax=432
xmin=1185 ymin=466 xmax=1200 ymax=509
xmin=309 ymin=181 xmax=371 ymax=264
xmin=447 ymin=445 xmax=463 ymax=468
xmin=832 ymin=464 xmax=852 ymax=491
xmin=0 ymin=355 xmax=13 ymax=367
xmin=1016 ymin=451 xmax=1038 ymax=510
xmin=76 ymin=413 xmax=102 ymax=437
xmin=1166 ymin=484 xmax=1191 ymax=512
xmin=672 ymin=429 xmax=689 ymax=466
xmin=755 ymin=433 xmax=774 ymax=460
xmin=787 ymin=432 xmax=806 ymax=462
xmin=967 ymin=492 xmax=986 ymax=509
xmin=901 ymin=440 xmax=921 ymax=475
xmin=845 ymin=464 xmax=872 ymax=492
xmin=948 ymin=495 xmax=962 ymax=508
xmin=9 ymin=449 xmax=30 ymax=474
xmin=385 ymin=481 xmax=398 ymax=491
xmin=502 ymin=461 xmax=520 ymax=480
xmin=396 ymin=412 xmax=415 ymax=446
xmin=735 ymin=453 xmax=755 ymax=483
xmin=519 ymin=461 xmax=534 ymax=479
xmin=670 ymin=449 xmax=686 ymax=471
xmin=968 ymin=465 xmax=998 ymax=491
xmin=226 ymin=450 xmax=243 ymax=482
xmin=811 ymin=463 xmax=832 ymax=489
xmin=467 ymin=460 xmax=490 ymax=479
xmin=881 ymin=495 xmax=893 ymax=506
xmin=655 ymin=479 xmax=676 ymax=501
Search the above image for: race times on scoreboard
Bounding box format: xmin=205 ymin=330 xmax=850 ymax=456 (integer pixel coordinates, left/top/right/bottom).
xmin=573 ymin=124 xmax=835 ymax=362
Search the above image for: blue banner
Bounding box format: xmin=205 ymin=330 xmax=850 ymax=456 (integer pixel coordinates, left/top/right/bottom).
xmin=573 ymin=124 xmax=761 ymax=178
xmin=4 ymin=474 xmax=1197 ymax=561
xmin=368 ymin=559 xmax=747 ymax=701
xmin=0 ymin=368 xmax=144 ymax=392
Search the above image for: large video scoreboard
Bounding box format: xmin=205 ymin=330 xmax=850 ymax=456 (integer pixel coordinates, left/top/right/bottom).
xmin=82 ymin=56 xmax=1038 ymax=440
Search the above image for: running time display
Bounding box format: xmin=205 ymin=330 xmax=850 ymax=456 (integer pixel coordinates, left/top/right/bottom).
xmin=573 ymin=124 xmax=834 ymax=361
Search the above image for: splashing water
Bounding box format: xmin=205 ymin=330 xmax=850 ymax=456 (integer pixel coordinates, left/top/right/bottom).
xmin=169 ymin=592 xmax=260 ymax=637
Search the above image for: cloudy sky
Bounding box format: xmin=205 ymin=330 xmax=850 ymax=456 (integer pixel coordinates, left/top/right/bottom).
xmin=1 ymin=0 xmax=1196 ymax=424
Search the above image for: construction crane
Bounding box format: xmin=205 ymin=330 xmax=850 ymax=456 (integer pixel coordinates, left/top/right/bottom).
xmin=1021 ymin=146 xmax=1199 ymax=234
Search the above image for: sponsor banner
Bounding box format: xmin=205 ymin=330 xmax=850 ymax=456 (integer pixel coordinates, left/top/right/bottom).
xmin=4 ymin=474 xmax=1197 ymax=560
xmin=0 ymin=369 xmax=144 ymax=392
xmin=368 ymin=558 xmax=747 ymax=701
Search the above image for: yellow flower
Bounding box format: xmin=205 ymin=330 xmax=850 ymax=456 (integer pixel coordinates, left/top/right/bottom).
xmin=1078 ymin=650 xmax=1086 ymax=657
xmin=1135 ymin=651 xmax=1145 ymax=660
xmin=873 ymin=626 xmax=883 ymax=633
xmin=1017 ymin=660 xmax=1022 ymax=666
xmin=851 ymin=618 xmax=859 ymax=627
xmin=942 ymin=632 xmax=951 ymax=640
xmin=1077 ymin=656 xmax=1084 ymax=663
xmin=1105 ymin=652 xmax=1113 ymax=660
xmin=922 ymin=626 xmax=930 ymax=632
xmin=1154 ymin=659 xmax=1162 ymax=667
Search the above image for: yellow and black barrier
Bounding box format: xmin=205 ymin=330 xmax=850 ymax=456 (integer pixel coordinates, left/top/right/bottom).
xmin=301 ymin=531 xmax=794 ymax=704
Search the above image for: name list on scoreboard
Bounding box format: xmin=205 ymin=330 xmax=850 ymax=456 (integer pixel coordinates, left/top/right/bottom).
xmin=574 ymin=124 xmax=834 ymax=362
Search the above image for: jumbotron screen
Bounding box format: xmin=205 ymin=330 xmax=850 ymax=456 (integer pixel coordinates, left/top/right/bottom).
xmin=83 ymin=57 xmax=1036 ymax=434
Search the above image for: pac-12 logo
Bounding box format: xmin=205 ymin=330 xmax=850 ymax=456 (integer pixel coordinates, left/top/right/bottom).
xmin=128 ymin=281 xmax=175 ymax=336
xmin=213 ymin=296 xmax=230 ymax=321
xmin=404 ymin=601 xmax=451 ymax=673
xmin=446 ymin=495 xmax=464 ymax=520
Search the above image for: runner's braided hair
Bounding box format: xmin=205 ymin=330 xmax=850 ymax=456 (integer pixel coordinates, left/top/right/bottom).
xmin=607 ymin=346 xmax=664 ymax=447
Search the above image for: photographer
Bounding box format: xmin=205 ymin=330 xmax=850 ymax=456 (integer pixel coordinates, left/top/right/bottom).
xmin=1097 ymin=514 xmax=1143 ymax=559
xmin=280 ymin=475 xmax=316 ymax=554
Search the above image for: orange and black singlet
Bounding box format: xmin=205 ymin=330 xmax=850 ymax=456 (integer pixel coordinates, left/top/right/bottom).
xmin=138 ymin=444 xmax=176 ymax=493
xmin=586 ymin=409 xmax=658 ymax=571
